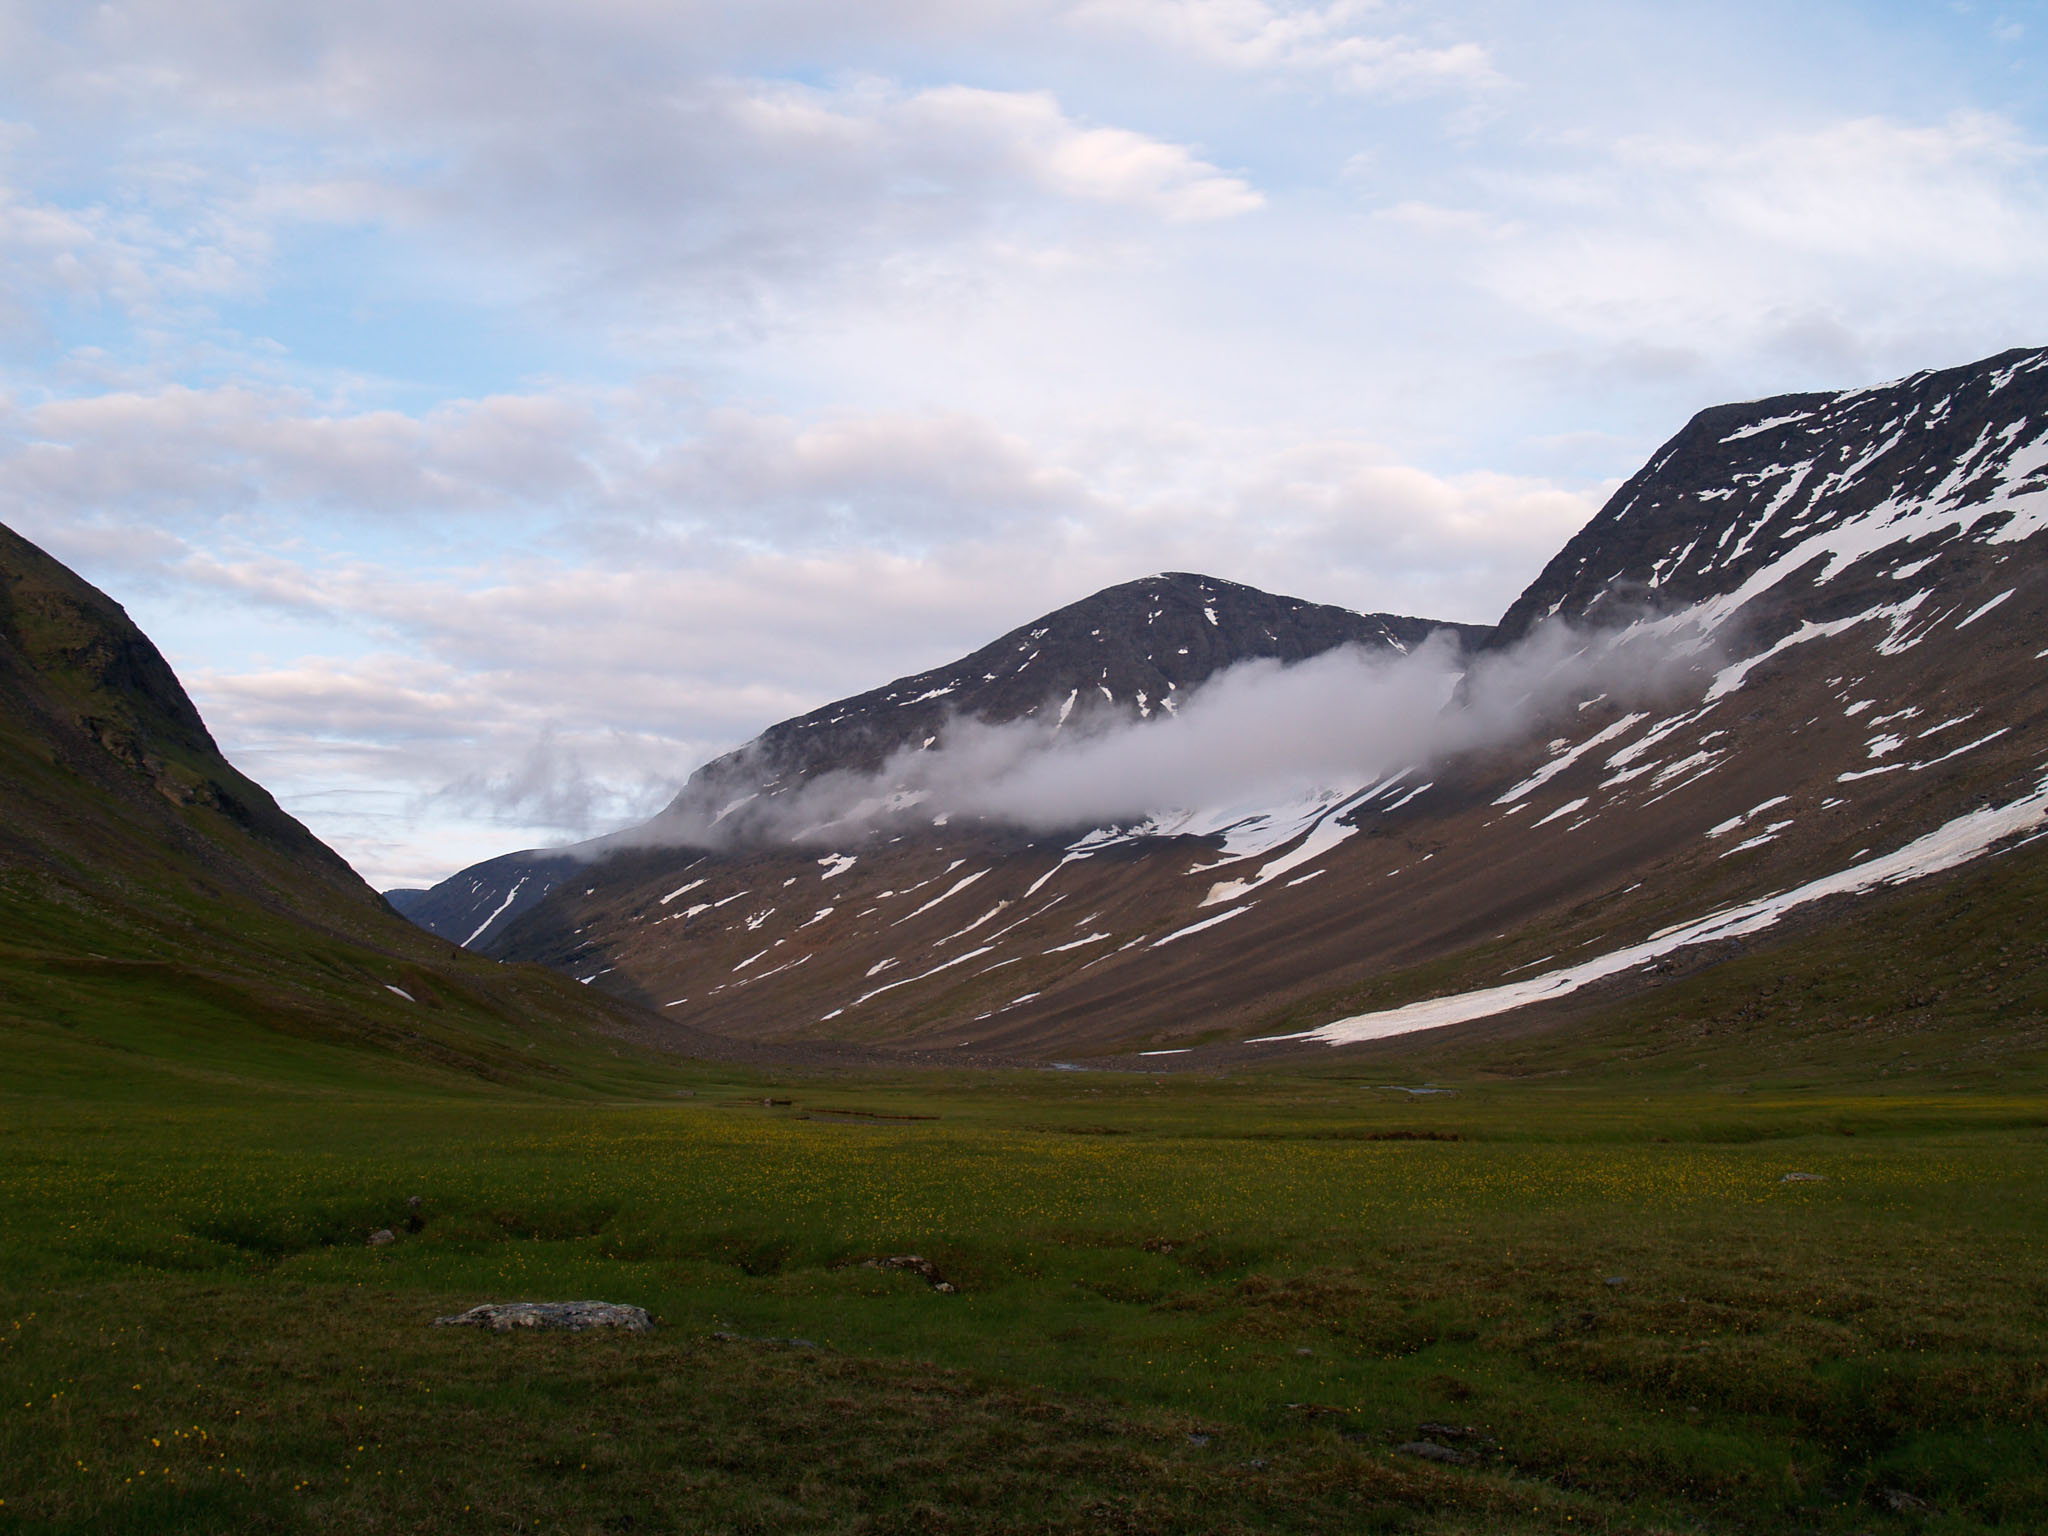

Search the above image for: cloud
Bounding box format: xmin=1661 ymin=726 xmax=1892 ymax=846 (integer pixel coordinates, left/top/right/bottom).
xmin=1 ymin=385 xmax=606 ymax=528
xmin=628 ymin=615 xmax=1705 ymax=849
xmin=0 ymin=367 xmax=1598 ymax=885
xmin=394 ymin=75 xmax=1262 ymax=325
xmin=430 ymin=726 xmax=686 ymax=838
xmin=5 ymin=0 xmax=2038 ymax=894
xmin=0 ymin=163 xmax=268 ymax=347
xmin=190 ymin=651 xmax=707 ymax=886
xmin=645 ymin=407 xmax=1106 ymax=547
xmin=896 ymin=86 xmax=1261 ymax=222
xmin=1415 ymin=111 xmax=2048 ymax=365
xmin=1067 ymin=0 xmax=1499 ymax=94
xmin=0 ymin=9 xmax=1263 ymax=343
xmin=2 ymin=376 xmax=1591 ymax=614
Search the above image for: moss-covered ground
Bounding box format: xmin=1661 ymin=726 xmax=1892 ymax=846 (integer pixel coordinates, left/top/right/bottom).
xmin=3 ymin=807 xmax=2046 ymax=1534
xmin=3 ymin=1002 xmax=2044 ymax=1536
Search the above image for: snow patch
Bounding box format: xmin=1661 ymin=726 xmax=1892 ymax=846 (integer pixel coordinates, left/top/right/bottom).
xmin=900 ymin=869 xmax=989 ymax=921
xmin=852 ymin=945 xmax=998 ymax=1006
xmin=464 ymin=876 xmax=528 ymax=947
xmin=1719 ymin=820 xmax=1794 ymax=856
xmin=1720 ymin=410 xmax=1816 ymax=443
xmin=1266 ymin=772 xmax=2048 ymax=1047
xmin=1199 ymin=806 xmax=1359 ymax=907
xmin=1707 ymin=796 xmax=1790 ymax=837
xmin=1498 ymin=715 xmax=1647 ymax=804
xmin=1956 ymin=589 xmax=2016 ymax=628
xmin=1044 ymin=932 xmax=1112 ymax=954
xmin=1152 ymin=905 xmax=1252 ymax=948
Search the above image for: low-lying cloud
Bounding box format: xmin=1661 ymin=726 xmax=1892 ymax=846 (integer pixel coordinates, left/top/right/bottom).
xmin=618 ymin=617 xmax=1708 ymax=852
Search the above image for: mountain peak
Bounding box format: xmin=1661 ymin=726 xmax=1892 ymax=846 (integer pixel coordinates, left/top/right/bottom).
xmin=400 ymin=572 xmax=1487 ymax=947
xmin=1495 ymin=346 xmax=2048 ymax=644
xmin=652 ymin=571 xmax=1486 ymax=818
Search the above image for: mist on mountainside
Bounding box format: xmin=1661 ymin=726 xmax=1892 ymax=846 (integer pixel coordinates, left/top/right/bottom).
xmin=609 ymin=615 xmax=1713 ymax=851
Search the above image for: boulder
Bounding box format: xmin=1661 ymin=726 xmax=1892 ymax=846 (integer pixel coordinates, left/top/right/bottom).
xmin=862 ymin=1255 xmax=957 ymax=1292
xmin=1396 ymin=1440 xmax=1470 ymax=1465
xmin=433 ymin=1301 xmax=653 ymax=1332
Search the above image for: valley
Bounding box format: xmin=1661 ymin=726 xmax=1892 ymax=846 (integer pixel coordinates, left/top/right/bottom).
xmin=6 ymin=984 xmax=2046 ymax=1534
xmin=4 ymin=348 xmax=2047 ymax=1533
xmin=403 ymin=348 xmax=2048 ymax=1066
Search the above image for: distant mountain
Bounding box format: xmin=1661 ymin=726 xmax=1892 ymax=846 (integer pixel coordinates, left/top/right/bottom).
xmin=398 ymin=572 xmax=1484 ymax=954
xmin=396 ymin=346 xmax=2048 ymax=1060
xmin=0 ymin=521 xmax=704 ymax=1086
xmin=655 ymin=571 xmax=1481 ymax=819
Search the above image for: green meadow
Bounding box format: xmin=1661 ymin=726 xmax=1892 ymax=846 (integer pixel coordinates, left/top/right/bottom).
xmin=2 ymin=827 xmax=2045 ymax=1533
xmin=4 ymin=979 xmax=2046 ymax=1536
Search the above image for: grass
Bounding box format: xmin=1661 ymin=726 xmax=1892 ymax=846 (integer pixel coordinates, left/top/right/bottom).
xmin=3 ymin=776 xmax=2046 ymax=1533
xmin=2 ymin=1040 xmax=2044 ymax=1534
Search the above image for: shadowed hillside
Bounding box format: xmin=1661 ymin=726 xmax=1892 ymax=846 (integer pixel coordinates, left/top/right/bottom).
xmin=0 ymin=521 xmax=721 ymax=1095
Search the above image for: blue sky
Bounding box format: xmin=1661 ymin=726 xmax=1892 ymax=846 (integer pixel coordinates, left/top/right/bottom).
xmin=1 ymin=0 xmax=2043 ymax=887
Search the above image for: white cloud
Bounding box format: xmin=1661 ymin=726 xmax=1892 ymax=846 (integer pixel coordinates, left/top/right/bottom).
xmin=899 ymin=87 xmax=1260 ymax=221
xmin=0 ymin=8 xmax=1263 ymax=343
xmin=1 ymin=371 xmax=1593 ymax=884
xmin=1441 ymin=111 xmax=2048 ymax=362
xmin=2 ymin=0 xmax=2043 ymax=891
xmin=0 ymin=164 xmax=267 ymax=347
xmin=2 ymin=386 xmax=606 ymax=524
xmin=1067 ymin=0 xmax=1497 ymax=94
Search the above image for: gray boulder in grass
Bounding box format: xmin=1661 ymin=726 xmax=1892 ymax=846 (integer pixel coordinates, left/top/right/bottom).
xmin=434 ymin=1301 xmax=653 ymax=1332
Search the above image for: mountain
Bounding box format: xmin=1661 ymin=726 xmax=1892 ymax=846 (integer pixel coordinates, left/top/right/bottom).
xmin=0 ymin=521 xmax=710 ymax=1091
xmin=398 ymin=346 xmax=2048 ymax=1060
xmin=398 ymin=572 xmax=1485 ymax=954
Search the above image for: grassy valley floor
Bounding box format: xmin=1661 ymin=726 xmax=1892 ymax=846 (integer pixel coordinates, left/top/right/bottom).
xmin=2 ymin=1041 xmax=2045 ymax=1535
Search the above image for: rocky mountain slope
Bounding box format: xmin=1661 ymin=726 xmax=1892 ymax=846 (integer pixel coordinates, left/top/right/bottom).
xmin=401 ymin=346 xmax=2048 ymax=1060
xmin=0 ymin=522 xmax=708 ymax=1086
xmin=400 ymin=572 xmax=1484 ymax=954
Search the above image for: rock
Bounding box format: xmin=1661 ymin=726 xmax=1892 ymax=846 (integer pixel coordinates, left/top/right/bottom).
xmin=366 ymin=1229 xmax=396 ymax=1247
xmin=862 ymin=1255 xmax=956 ymax=1292
xmin=1877 ymin=1487 xmax=1938 ymax=1515
xmin=433 ymin=1301 xmax=653 ymax=1333
xmin=1396 ymin=1440 xmax=1470 ymax=1465
xmin=1417 ymin=1423 xmax=1500 ymax=1451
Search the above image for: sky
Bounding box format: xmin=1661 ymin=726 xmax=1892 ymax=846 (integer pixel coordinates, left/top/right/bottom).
xmin=1 ymin=0 xmax=2043 ymax=889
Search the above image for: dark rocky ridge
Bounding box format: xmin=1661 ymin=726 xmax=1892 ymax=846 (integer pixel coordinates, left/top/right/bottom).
xmin=401 ymin=572 xmax=1484 ymax=949
xmin=646 ymin=571 xmax=1485 ymax=833
xmin=1495 ymin=346 xmax=2048 ymax=644
xmin=0 ymin=518 xmax=718 ymax=1086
